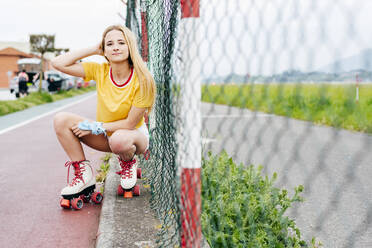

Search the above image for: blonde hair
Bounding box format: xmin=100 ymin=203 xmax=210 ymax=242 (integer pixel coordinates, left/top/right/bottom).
xmin=101 ymin=25 xmax=156 ymax=113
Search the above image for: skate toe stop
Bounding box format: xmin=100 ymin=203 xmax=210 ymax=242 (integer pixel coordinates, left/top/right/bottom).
xmin=124 ymin=191 xmax=133 ymax=198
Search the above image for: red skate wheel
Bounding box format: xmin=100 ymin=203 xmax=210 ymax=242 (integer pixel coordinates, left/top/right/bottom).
xmin=71 ymin=198 xmax=83 ymax=210
xmin=133 ymin=185 xmax=140 ymax=196
xmin=124 ymin=191 xmax=133 ymax=198
xmin=137 ymin=168 xmax=142 ymax=179
xmin=91 ymin=192 xmax=103 ymax=204
xmin=60 ymin=198 xmax=70 ymax=209
xmin=117 ymin=185 xmax=124 ymax=196
xmin=80 ymin=195 xmax=91 ymax=203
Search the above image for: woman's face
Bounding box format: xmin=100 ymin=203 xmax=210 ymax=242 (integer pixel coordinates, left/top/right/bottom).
xmin=103 ymin=29 xmax=129 ymax=63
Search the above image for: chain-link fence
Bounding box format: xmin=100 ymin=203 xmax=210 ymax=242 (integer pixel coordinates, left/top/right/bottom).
xmin=126 ymin=1 xmax=182 ymax=247
xmin=126 ymin=0 xmax=372 ymax=247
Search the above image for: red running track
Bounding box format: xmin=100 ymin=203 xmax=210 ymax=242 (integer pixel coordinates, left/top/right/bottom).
xmin=0 ymin=95 xmax=106 ymax=248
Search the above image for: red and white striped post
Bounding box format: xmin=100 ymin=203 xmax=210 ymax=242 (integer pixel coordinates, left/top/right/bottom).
xmin=179 ymin=1 xmax=201 ymax=247
xmin=140 ymin=8 xmax=149 ymax=62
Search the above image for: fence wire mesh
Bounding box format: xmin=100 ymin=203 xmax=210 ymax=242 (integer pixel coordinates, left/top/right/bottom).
xmin=126 ymin=0 xmax=372 ymax=247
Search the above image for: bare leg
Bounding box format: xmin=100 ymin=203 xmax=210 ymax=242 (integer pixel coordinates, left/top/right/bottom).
xmin=53 ymin=112 xmax=111 ymax=161
xmin=108 ymin=129 xmax=148 ymax=161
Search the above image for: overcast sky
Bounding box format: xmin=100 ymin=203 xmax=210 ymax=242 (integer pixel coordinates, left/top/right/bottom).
xmin=1 ymin=0 xmax=372 ymax=76
xmin=1 ymin=0 xmax=124 ymax=62
xmin=199 ymin=0 xmax=372 ymax=76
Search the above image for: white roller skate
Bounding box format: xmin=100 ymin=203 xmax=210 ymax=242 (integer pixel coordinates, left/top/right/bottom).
xmin=116 ymin=158 xmax=142 ymax=198
xmin=60 ymin=160 xmax=103 ymax=210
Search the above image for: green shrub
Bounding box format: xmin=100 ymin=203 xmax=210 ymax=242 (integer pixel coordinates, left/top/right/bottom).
xmin=0 ymin=100 xmax=30 ymax=115
xmin=202 ymin=152 xmax=321 ymax=248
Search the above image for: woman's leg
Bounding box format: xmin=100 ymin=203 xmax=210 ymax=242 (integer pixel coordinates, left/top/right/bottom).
xmin=108 ymin=129 xmax=148 ymax=160
xmin=109 ymin=129 xmax=148 ymax=190
xmin=53 ymin=112 xmax=111 ymax=161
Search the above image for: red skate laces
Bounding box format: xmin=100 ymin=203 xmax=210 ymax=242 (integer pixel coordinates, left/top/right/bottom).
xmin=65 ymin=160 xmax=86 ymax=186
xmin=116 ymin=159 xmax=136 ymax=179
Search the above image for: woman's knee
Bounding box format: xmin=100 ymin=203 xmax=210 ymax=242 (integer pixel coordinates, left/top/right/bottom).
xmin=53 ymin=112 xmax=76 ymax=134
xmin=108 ymin=130 xmax=134 ymax=154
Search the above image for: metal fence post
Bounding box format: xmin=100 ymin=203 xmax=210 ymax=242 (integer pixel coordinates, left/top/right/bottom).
xmin=179 ymin=0 xmax=201 ymax=247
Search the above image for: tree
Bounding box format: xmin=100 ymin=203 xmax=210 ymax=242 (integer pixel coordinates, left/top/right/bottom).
xmin=54 ymin=48 xmax=70 ymax=56
xmin=29 ymin=34 xmax=70 ymax=91
xmin=30 ymin=34 xmax=55 ymax=91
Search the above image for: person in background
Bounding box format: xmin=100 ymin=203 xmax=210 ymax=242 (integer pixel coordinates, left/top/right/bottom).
xmin=18 ymin=69 xmax=29 ymax=97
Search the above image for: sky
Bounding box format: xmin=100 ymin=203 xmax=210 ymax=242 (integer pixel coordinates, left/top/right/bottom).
xmin=0 ymin=0 xmax=124 ymax=63
xmin=1 ymin=0 xmax=372 ymax=76
xmin=198 ymin=0 xmax=372 ymax=76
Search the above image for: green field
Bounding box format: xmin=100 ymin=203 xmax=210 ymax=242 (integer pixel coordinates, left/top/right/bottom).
xmin=202 ymin=83 xmax=372 ymax=133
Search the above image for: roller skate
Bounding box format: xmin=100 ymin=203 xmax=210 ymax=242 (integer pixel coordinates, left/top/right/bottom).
xmin=116 ymin=158 xmax=142 ymax=198
xmin=60 ymin=160 xmax=103 ymax=210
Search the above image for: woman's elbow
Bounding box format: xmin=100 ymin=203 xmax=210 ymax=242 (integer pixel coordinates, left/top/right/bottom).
xmin=51 ymin=58 xmax=61 ymax=70
xmin=51 ymin=56 xmax=67 ymax=71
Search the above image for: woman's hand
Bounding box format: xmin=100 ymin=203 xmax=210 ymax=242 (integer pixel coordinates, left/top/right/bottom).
xmin=94 ymin=42 xmax=104 ymax=56
xmin=71 ymin=124 xmax=91 ymax=138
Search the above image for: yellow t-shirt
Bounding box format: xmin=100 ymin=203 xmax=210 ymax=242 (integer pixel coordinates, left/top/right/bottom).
xmin=82 ymin=62 xmax=151 ymax=131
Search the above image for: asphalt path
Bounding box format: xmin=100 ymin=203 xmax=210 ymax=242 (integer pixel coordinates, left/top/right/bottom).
xmin=0 ymin=92 xmax=105 ymax=248
xmin=201 ymin=102 xmax=372 ymax=248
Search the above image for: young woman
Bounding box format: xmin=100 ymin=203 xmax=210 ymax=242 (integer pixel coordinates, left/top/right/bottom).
xmin=52 ymin=25 xmax=156 ymax=200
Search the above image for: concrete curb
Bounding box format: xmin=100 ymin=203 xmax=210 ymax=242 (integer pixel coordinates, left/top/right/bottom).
xmin=96 ymin=155 xmax=159 ymax=248
xmin=95 ymin=156 xmax=117 ymax=248
xmin=95 ymin=154 xmax=210 ymax=248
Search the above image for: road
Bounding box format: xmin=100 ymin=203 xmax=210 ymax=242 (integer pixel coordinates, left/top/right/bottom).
xmin=0 ymin=92 xmax=104 ymax=248
xmin=202 ymin=102 xmax=372 ymax=248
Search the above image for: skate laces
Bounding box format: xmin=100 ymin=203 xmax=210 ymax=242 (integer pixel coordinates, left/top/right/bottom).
xmin=65 ymin=160 xmax=86 ymax=186
xmin=116 ymin=159 xmax=136 ymax=179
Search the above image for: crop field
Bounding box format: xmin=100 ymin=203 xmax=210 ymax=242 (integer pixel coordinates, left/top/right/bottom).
xmin=202 ymin=83 xmax=372 ymax=133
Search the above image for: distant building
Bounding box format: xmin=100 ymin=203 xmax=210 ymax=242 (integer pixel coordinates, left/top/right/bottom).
xmin=0 ymin=42 xmax=52 ymax=88
xmin=0 ymin=41 xmax=31 ymax=54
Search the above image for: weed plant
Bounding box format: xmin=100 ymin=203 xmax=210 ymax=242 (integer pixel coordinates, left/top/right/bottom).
xmin=202 ymin=152 xmax=321 ymax=247
xmin=96 ymin=153 xmax=112 ymax=183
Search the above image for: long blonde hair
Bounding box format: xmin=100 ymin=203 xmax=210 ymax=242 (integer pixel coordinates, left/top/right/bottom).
xmin=101 ymin=25 xmax=156 ymax=113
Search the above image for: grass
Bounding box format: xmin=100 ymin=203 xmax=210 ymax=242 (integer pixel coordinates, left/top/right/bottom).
xmin=0 ymin=86 xmax=96 ymax=116
xmin=202 ymin=83 xmax=372 ymax=133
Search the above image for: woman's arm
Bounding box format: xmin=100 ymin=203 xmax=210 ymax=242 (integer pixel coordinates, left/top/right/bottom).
xmin=71 ymin=106 xmax=147 ymax=138
xmin=51 ymin=43 xmax=102 ymax=78
xmin=102 ymin=106 xmax=147 ymax=132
